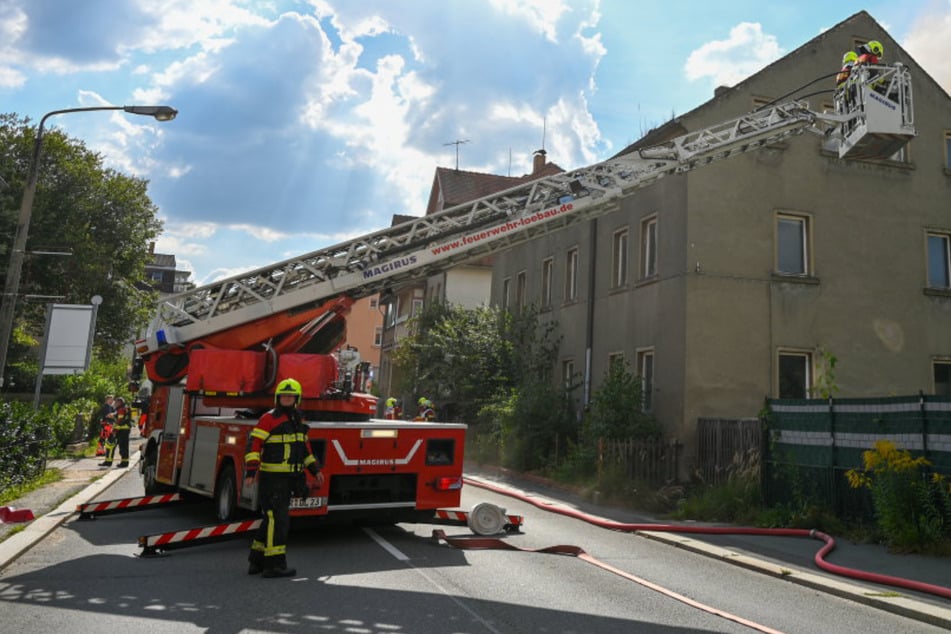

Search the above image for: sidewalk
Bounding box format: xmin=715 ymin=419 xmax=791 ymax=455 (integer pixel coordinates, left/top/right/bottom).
xmin=0 ymin=450 xmax=141 ymax=570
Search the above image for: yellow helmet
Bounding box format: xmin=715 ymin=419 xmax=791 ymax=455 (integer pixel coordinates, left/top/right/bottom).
xmin=842 ymin=51 xmax=857 ymax=65
xmin=275 ymin=378 xmax=303 ymax=405
xmin=867 ymin=40 xmax=883 ymax=57
xmin=385 ymin=397 xmax=397 ymax=407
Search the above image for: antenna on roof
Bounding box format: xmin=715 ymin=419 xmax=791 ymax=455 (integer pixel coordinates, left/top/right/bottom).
xmin=443 ymin=139 xmax=470 ymax=170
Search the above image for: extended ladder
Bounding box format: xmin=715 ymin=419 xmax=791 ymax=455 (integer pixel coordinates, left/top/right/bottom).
xmin=140 ymin=68 xmax=915 ymax=356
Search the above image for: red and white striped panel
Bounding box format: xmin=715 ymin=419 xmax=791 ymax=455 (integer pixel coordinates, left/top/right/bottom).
xmin=141 ymin=518 xmax=261 ymax=549
xmin=77 ymin=493 xmax=182 ymax=516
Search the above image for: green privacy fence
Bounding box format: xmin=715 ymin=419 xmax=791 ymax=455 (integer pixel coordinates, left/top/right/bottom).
xmin=763 ymin=394 xmax=951 ymax=517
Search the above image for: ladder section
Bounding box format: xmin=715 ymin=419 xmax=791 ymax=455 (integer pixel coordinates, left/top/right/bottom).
xmin=142 ymin=100 xmax=857 ymax=354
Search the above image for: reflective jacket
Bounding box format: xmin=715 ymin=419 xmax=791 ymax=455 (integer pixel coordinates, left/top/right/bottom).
xmin=113 ymin=406 xmax=132 ymax=431
xmin=245 ymin=408 xmax=318 ymax=475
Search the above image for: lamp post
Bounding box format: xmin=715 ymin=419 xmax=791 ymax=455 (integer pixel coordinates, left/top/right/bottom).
xmin=0 ymin=105 xmax=177 ymax=388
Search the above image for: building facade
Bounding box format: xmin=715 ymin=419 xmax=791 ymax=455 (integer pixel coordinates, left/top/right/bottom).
xmin=490 ymin=12 xmax=951 ymax=471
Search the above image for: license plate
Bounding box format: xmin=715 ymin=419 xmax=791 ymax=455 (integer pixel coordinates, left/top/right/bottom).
xmin=290 ymin=496 xmax=326 ymax=509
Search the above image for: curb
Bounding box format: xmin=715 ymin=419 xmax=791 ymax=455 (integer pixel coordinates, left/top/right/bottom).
xmin=0 ymin=452 xmax=141 ymax=572
xmin=637 ymin=530 xmax=951 ymax=630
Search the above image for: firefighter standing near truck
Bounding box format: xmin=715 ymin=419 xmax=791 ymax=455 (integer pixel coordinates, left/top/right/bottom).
xmin=244 ymin=378 xmax=324 ymax=578
xmin=100 ymin=397 xmax=133 ymax=468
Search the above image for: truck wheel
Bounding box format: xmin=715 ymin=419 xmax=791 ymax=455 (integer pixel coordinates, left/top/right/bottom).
xmin=215 ymin=467 xmax=238 ymax=522
xmin=142 ymin=448 xmax=168 ymax=495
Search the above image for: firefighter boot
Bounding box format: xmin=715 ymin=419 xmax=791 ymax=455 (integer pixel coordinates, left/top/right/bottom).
xmin=248 ymin=553 xmax=264 ymax=575
xmin=261 ymin=555 xmax=295 ymax=578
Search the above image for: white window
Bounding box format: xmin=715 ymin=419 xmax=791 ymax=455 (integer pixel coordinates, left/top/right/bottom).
xmin=565 ymin=248 xmax=578 ymax=302
xmin=776 ymin=213 xmax=810 ymax=276
xmin=541 ymin=257 xmax=553 ymax=308
xmin=501 ymin=277 xmax=511 ymax=311
xmin=612 ymin=228 xmax=629 ymax=288
xmin=927 ymin=233 xmax=951 ymax=289
xmin=778 ymin=350 xmax=812 ymax=399
xmin=373 ymin=327 xmax=382 ymax=347
xmin=412 ymin=298 xmax=424 ymax=317
xmin=944 ymin=131 xmax=951 ymax=170
xmin=636 ymin=348 xmax=654 ymax=412
xmin=641 ymin=216 xmax=657 ymax=279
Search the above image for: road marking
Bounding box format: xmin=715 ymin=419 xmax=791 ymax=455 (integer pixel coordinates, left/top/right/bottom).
xmin=363 ymin=527 xmax=503 ymax=633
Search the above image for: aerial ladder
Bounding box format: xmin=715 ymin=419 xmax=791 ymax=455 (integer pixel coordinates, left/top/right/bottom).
xmin=115 ymin=63 xmax=915 ymax=554
xmin=136 ymin=63 xmax=915 ymax=387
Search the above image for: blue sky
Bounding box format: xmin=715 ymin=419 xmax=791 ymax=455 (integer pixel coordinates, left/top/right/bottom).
xmin=2 ymin=0 xmax=949 ymax=285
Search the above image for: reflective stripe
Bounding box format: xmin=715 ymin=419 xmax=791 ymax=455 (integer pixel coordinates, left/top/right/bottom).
xmin=245 ymin=451 xmax=261 ymax=463
xmin=260 ymin=463 xmax=304 ymax=473
xmin=250 ymin=428 xmax=269 ymax=441
xmin=303 ymin=455 xmax=316 ymax=467
xmin=263 ymin=433 xmax=307 ymax=443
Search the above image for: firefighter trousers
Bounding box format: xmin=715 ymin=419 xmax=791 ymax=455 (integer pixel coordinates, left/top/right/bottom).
xmin=249 ymin=473 xmax=293 ymax=570
xmin=103 ymin=428 xmax=130 ymax=464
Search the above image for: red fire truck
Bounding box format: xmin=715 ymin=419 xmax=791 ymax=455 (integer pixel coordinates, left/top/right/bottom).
xmin=133 ymin=62 xmax=915 ymax=525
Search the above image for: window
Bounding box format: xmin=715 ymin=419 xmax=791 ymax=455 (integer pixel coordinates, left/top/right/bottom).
xmin=501 ymin=277 xmax=511 ymax=311
xmin=945 ymin=131 xmax=951 ymax=170
xmin=562 ymin=359 xmax=575 ymax=389
xmin=565 ymin=248 xmax=578 ymax=302
xmin=516 ymin=271 xmax=527 ymax=313
xmin=776 ymin=213 xmax=810 ymax=275
xmin=369 ymin=297 xmax=378 ymax=309
xmin=641 ymin=216 xmax=657 ymax=279
xmin=778 ymin=350 xmax=812 ymax=399
xmin=636 ymin=348 xmax=654 ymax=411
xmin=373 ymin=327 xmax=382 ymax=347
xmin=612 ymin=228 xmax=629 ymax=288
xmin=929 ymin=233 xmax=951 ymax=289
xmin=608 ymin=352 xmax=624 ymax=370
xmin=384 ymin=298 xmax=398 ymax=328
xmin=541 ymin=257 xmax=553 ymax=308
xmin=412 ymin=298 xmax=424 ymax=317
xmin=934 ymin=361 xmax=951 ymax=396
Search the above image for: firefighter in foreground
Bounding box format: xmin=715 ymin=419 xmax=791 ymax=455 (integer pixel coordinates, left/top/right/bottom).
xmin=244 ymin=378 xmax=324 ymax=578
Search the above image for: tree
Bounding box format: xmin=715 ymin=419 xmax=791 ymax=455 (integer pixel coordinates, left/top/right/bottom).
xmin=0 ymin=113 xmax=162 ymax=385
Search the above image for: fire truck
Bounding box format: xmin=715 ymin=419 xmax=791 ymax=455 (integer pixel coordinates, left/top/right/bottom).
xmin=132 ymin=63 xmax=915 ymax=526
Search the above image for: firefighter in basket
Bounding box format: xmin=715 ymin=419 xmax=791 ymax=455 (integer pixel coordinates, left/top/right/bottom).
xmin=244 ymin=378 xmax=324 ymax=578
xmin=384 ymin=397 xmax=402 ymax=420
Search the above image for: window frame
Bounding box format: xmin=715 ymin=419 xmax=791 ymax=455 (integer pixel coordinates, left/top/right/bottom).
xmin=934 ymin=359 xmax=951 ymax=396
xmin=562 ymin=359 xmax=575 ymax=389
xmin=640 ymin=215 xmax=657 ymax=279
xmin=611 ymin=227 xmax=629 ymax=289
xmin=927 ymin=231 xmax=951 ymax=289
xmin=775 ymin=212 xmax=812 ymax=276
xmin=564 ymin=247 xmax=578 ymax=302
xmin=777 ymin=349 xmax=813 ymax=399
xmin=636 ymin=347 xmax=654 ymax=412
xmin=541 ymin=257 xmax=554 ymax=308
xmin=515 ymin=270 xmax=527 ymax=313
xmin=501 ymin=277 xmax=511 ymax=311
xmin=944 ymin=130 xmax=951 ymax=172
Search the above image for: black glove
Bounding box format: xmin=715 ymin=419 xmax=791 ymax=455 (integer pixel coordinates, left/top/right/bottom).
xmin=307 ymin=462 xmax=320 ymax=477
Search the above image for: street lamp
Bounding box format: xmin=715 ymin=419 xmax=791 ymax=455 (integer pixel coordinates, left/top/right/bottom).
xmin=0 ymin=105 xmax=178 ymax=388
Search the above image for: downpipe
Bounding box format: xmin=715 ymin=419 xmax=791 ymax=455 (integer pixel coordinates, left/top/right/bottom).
xmin=464 ymin=477 xmax=951 ymax=601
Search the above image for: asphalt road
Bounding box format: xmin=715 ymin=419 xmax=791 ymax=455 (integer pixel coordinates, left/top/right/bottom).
xmin=0 ymin=467 xmax=948 ymax=633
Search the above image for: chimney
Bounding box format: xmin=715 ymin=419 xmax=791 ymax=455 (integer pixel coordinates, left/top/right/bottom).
xmin=532 ymin=149 xmax=547 ymax=174
xmin=714 ymin=85 xmax=730 ymax=98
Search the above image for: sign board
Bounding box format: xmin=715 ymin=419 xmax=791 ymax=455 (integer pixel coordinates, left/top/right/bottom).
xmin=39 ymin=303 xmax=96 ymax=375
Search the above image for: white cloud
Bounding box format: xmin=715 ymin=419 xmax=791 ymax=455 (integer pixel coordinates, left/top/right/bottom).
xmin=684 ymin=22 xmax=784 ymax=88
xmin=488 ymin=0 xmax=570 ymax=42
xmin=903 ymin=6 xmax=951 ymax=94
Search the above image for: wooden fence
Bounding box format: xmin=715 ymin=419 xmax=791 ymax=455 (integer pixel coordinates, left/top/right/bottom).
xmin=696 ymin=418 xmax=762 ymax=484
xmin=599 ymin=437 xmax=682 ymax=484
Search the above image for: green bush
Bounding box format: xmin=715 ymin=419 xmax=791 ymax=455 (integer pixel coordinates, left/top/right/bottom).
xmin=846 ymin=440 xmax=951 ymax=552
xmin=0 ymin=401 xmax=48 ymax=491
